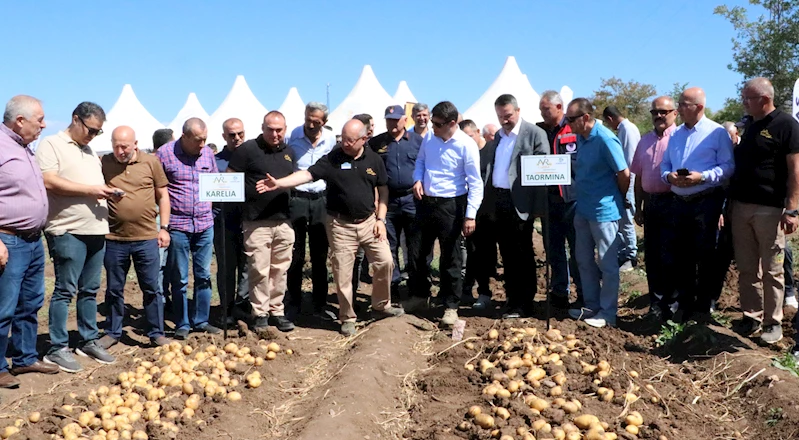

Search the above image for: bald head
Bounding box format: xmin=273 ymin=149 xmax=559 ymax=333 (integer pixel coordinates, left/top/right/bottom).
xmin=678 ymin=87 xmax=706 ymax=127
xmin=743 ymin=77 xmax=776 ymax=120
xmin=111 ymin=126 xmax=138 ymax=163
xmin=651 ymin=96 xmax=677 ymax=135
xmin=340 ymin=120 xmax=367 ymax=157
xmin=682 ymin=87 xmax=706 ymax=106
xmin=262 ymin=111 xmax=287 ymax=147
xmin=482 ymin=123 xmax=499 ymax=143
xmin=744 ymin=77 xmax=775 ymax=100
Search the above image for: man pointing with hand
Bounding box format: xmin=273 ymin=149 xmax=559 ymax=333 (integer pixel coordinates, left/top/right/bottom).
xmin=258 ymin=119 xmax=404 ymax=336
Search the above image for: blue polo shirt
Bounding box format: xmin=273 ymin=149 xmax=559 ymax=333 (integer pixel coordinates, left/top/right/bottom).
xmin=574 ymin=121 xmax=628 ymax=222
xmin=368 ymin=130 xmax=423 ymax=192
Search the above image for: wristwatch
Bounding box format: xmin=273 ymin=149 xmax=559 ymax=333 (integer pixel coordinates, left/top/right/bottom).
xmin=700 ymin=173 xmax=707 ymax=183
xmin=785 ymin=209 xmax=799 ymax=217
xmin=160 ymin=224 xmax=170 ymax=230
xmin=377 ymin=218 xmax=386 ymax=224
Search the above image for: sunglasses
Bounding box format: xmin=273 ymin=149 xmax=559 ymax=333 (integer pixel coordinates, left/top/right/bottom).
xmin=650 ymin=109 xmax=676 ymax=116
xmin=226 ymin=131 xmax=244 ymax=138
xmin=431 ymin=120 xmax=450 ymax=128
xmin=565 ymin=113 xmax=585 ymax=123
xmin=78 ymin=117 xmax=103 ymax=137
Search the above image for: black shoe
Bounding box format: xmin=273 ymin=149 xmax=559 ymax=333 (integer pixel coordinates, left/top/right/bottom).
xmin=735 ymin=317 xmax=762 ymax=336
xmin=550 ymin=295 xmax=570 ymax=309
xmin=174 ymin=328 xmax=189 ymax=340
xmin=195 ymin=324 xmax=222 ymax=335
xmin=253 ymin=315 xmax=269 ymax=329
xmin=268 ymin=316 xmax=295 ymax=332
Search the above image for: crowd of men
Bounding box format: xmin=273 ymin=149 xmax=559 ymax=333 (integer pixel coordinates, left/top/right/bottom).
xmin=0 ymin=75 xmax=798 ymax=386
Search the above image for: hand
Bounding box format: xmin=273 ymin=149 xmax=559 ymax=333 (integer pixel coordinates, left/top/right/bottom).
xmin=718 ymin=214 xmax=725 ymax=230
xmin=413 ymin=181 xmax=424 ymax=200
xmin=374 ymin=219 xmax=387 ymax=241
xmin=781 ymin=213 xmax=798 ymax=234
xmin=108 ymin=187 xmax=125 ymax=202
xmin=462 ymin=218 xmax=476 ymax=237
xmin=682 ymin=171 xmax=704 ymax=187
xmin=634 ymin=209 xmax=644 ymax=227
xmin=92 ymin=185 xmax=117 ymax=200
xmin=158 ymin=229 xmax=171 ymax=248
xmin=0 ymin=240 xmax=7 ymax=270
xmin=255 ymin=174 xmax=280 ymax=193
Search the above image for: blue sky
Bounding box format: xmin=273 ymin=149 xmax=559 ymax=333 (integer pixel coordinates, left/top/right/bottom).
xmin=3 ymin=0 xmax=753 ymax=136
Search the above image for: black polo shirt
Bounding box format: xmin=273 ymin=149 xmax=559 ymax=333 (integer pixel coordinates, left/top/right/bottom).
xmin=368 ymin=130 xmax=422 ymax=192
xmin=308 ymin=146 xmax=388 ymax=219
xmin=227 ymin=135 xmax=295 ymax=221
xmin=730 ymin=109 xmax=799 ymax=208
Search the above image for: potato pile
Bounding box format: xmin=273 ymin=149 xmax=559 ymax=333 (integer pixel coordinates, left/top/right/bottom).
xmin=458 ymin=327 xmax=665 ymax=440
xmin=7 ymin=340 xmax=288 ymax=440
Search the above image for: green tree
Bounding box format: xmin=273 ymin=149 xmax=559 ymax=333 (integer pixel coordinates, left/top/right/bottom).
xmin=709 ymin=97 xmax=745 ymax=123
xmin=591 ymin=77 xmax=658 ymax=134
xmin=715 ymin=0 xmax=799 ymax=106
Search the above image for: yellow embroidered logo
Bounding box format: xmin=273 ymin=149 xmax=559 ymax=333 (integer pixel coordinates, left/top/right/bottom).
xmin=760 ymin=129 xmax=773 ymax=139
xmin=284 ymin=154 xmax=292 ymax=162
xmin=366 ymin=168 xmax=376 ymax=176
xmin=377 ymin=146 xmax=388 ymax=153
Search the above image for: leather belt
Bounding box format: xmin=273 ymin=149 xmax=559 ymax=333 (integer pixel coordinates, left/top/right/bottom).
xmin=0 ymin=227 xmax=42 ymax=240
xmin=327 ymin=211 xmax=374 ymax=224
xmin=674 ymin=187 xmax=721 ymax=203
xmin=292 ymin=190 xmax=326 ymax=200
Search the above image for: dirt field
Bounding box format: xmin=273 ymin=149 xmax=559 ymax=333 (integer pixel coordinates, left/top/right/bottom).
xmin=2 ymin=230 xmax=799 ymax=440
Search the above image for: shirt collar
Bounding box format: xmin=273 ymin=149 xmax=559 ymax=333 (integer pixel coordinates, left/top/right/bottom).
xmin=0 ymin=124 xmax=25 ymax=147
xmin=658 ymin=124 xmax=677 ymax=139
xmin=501 ymin=119 xmax=523 ymax=137
xmin=57 ymin=130 xmax=80 ymax=146
xmin=255 ymin=134 xmax=285 ymax=152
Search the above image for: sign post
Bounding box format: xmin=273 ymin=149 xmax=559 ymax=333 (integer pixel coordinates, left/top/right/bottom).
xmin=199 ymin=173 xmax=245 ymax=339
xmin=521 ymin=155 xmax=572 ymax=330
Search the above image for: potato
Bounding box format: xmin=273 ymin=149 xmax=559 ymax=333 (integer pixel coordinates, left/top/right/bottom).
xmin=500 ymin=436 xmax=515 ymax=440
xmin=285 ymin=349 xmax=294 ymax=355
xmin=523 ymin=434 xmax=536 ymax=440
xmin=574 ymin=414 xmax=600 ymax=430
xmin=29 ymin=411 xmax=41 ymax=423
xmin=465 ymin=364 xmax=475 ymax=371
xmin=487 ymin=329 xmax=499 ymax=340
xmin=465 ymin=342 xmax=475 ymax=350
xmin=552 ymin=427 xmax=566 ymax=440
xmin=532 ymin=419 xmax=548 ymax=431
xmin=494 ymin=407 xmax=510 ymax=420
xmin=247 ymin=377 xmax=262 ymax=388
xmin=626 ymin=411 xmax=644 ymax=427
xmin=566 ymin=432 xmax=581 ymax=440
xmin=266 ymin=342 xmax=281 ymax=353
xmin=550 ymin=386 xmax=563 ymax=397
xmin=624 ymin=393 xmax=639 ymax=404
xmin=474 ymin=413 xmax=495 ymax=429
xmin=467 ymin=406 xmax=482 ymax=417
xmin=266 ymin=351 xmax=277 ymax=361
xmin=629 ymin=370 xmax=639 ymax=378
xmin=457 ymin=421 xmax=472 ymax=431
xmin=181 ymin=408 xmax=195 ymax=419
xmin=132 ymin=430 xmax=148 ymax=440
xmin=1 ymin=426 xmax=19 ymax=439
xmin=553 ymin=372 xmax=567 ymax=386
xmin=496 ymin=388 xmax=511 ymax=399
xmin=61 ymin=404 xmax=74 ymax=413
xmin=507 ymin=380 xmax=521 ymax=393
xmin=625 ymin=424 xmax=639 ymax=435
xmin=526 ymin=367 xmax=547 ymax=382
xmin=528 ymin=397 xmax=549 ymax=412
xmin=584 ymin=428 xmax=606 ymax=440
xmin=561 ymin=401 xmax=579 ymax=414
xmin=224 ymin=343 xmax=238 ymax=354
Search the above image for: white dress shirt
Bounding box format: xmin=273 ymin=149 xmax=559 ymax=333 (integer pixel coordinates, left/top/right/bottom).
xmin=287 ymin=125 xmax=337 ymax=193
xmin=491 ymin=120 xmax=522 ymax=189
xmin=412 ymin=128 xmax=483 ymax=218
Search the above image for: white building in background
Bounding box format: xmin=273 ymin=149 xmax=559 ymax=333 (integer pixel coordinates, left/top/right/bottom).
xmin=327 ymin=65 xmax=396 ymax=134
xmin=207 ymin=75 xmax=268 ymax=146
xmin=277 ymin=87 xmax=306 ymax=133
xmin=463 ymin=56 xmax=543 ymax=127
xmin=168 ymin=93 xmax=210 ymax=137
xmin=393 ymin=80 xmax=418 ymax=105
xmin=89 ymin=84 xmax=165 ymax=154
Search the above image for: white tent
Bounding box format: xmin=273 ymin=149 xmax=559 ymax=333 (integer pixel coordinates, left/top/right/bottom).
xmin=278 ymin=87 xmax=306 ymax=133
xmin=393 ymin=80 xmax=417 ymax=105
xmin=89 ymin=84 xmax=165 ymax=154
xmin=463 ymin=56 xmax=543 ymax=128
xmin=560 ymin=85 xmax=574 ymax=107
xmin=327 ymin=65 xmax=396 ymax=134
xmin=208 ymin=75 xmax=268 ymax=146
xmin=168 ymin=93 xmax=210 ymax=137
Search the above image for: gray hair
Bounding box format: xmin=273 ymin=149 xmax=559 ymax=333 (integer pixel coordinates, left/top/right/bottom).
xmin=182 ymin=117 xmax=207 ymax=135
xmin=357 ymin=122 xmax=368 ymax=138
xmin=72 ymin=101 xmax=106 ymax=122
xmin=412 ymin=103 xmax=428 ymax=115
xmin=305 ymin=102 xmax=329 ymax=120
xmin=722 ymin=121 xmax=738 ymax=133
xmin=482 ymin=124 xmax=498 ymax=136
xmin=540 ymin=90 xmax=563 ymax=105
xmin=744 ymin=77 xmax=775 ymax=100
xmin=3 ymin=95 xmax=42 ymax=123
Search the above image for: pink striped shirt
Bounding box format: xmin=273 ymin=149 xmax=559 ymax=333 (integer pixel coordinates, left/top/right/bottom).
xmin=630 ymin=125 xmax=676 ymax=194
xmin=0 ymin=124 xmax=48 ymax=231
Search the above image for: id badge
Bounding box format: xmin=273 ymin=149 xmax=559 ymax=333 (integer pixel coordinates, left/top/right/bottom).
xmin=341 ymin=162 xmax=352 ymax=170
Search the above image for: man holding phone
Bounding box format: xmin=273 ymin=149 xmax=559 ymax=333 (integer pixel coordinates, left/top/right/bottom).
xmin=660 ymin=87 xmax=734 ymax=324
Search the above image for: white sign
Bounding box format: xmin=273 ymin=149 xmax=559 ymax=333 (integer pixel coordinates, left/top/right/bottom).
xmin=521 ymin=155 xmax=571 ymax=186
xmin=793 ymin=78 xmax=799 ymax=123
xmin=198 ymin=173 xmax=245 ymax=202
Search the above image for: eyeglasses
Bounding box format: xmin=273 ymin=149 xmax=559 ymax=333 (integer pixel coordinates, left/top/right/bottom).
xmin=565 ymin=113 xmax=585 ymax=123
xmin=431 ymin=120 xmax=450 ymax=128
xmin=677 ymin=102 xmax=698 ymax=108
xmin=78 ymin=117 xmax=103 ymax=137
xmin=226 ymin=131 xmax=244 ymax=138
xmin=741 ymin=95 xmax=762 ymax=102
xmin=650 ymin=109 xmax=676 ymax=116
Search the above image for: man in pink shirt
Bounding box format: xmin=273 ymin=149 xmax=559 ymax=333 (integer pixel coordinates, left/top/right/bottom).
xmin=630 ymin=96 xmax=678 ymax=320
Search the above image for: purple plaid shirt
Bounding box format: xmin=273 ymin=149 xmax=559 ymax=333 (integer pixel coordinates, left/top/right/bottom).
xmin=156 ymin=140 xmax=218 ymax=233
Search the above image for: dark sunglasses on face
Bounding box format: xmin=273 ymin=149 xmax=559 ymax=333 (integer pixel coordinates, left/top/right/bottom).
xmin=565 ymin=113 xmax=585 ymax=123
xmin=650 ymin=109 xmax=675 ymax=116
xmin=431 ymin=120 xmax=449 ymax=128
xmin=226 ymin=131 xmax=244 ymax=138
xmin=78 ymin=117 xmax=103 ymax=136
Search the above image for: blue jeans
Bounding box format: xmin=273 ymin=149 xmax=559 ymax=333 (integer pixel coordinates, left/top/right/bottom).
xmin=104 ymin=239 xmax=164 ymax=340
xmin=544 ymin=199 xmax=582 ymax=299
xmin=574 ymin=214 xmax=620 ymax=324
xmin=0 ymin=233 xmax=45 ymax=372
xmin=46 ymin=233 xmax=105 ymax=351
xmin=167 ymin=228 xmax=213 ymax=330
xmin=618 ymin=180 xmax=638 ymax=262
xmin=386 ymin=194 xmax=419 ymax=284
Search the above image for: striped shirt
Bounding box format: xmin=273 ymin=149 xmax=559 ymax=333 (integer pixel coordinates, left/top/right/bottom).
xmin=155 ymin=140 xmax=218 ymax=233
xmin=0 ymin=124 xmax=48 ymax=231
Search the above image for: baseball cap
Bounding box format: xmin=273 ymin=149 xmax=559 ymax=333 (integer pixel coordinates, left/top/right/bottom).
xmin=384 ymin=105 xmax=405 ymax=120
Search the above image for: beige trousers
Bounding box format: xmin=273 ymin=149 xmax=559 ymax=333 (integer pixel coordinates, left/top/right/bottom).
xmin=242 ymin=220 xmax=295 ymax=317
xmin=731 ymin=201 xmax=785 ymax=326
xmin=325 ymin=214 xmax=394 ymax=322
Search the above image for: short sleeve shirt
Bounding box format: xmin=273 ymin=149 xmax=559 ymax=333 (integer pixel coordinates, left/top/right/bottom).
xmin=574 ymin=122 xmax=628 ymax=222
xmin=35 ymin=131 xmax=109 ymax=236
xmin=102 ymin=153 xmax=168 ymax=241
xmin=308 ymin=146 xmax=388 ymax=219
xmin=227 ymin=135 xmax=295 ymax=222
xmin=730 ymin=109 xmax=799 ymax=208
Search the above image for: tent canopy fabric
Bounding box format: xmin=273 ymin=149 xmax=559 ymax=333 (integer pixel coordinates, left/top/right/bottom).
xmin=277 ymin=87 xmax=306 ymax=134
xmin=463 ymin=56 xmax=543 ymax=129
xmin=89 ymin=84 xmax=165 ymax=154
xmin=559 ymin=85 xmax=574 ymax=107
xmin=393 ymin=80 xmax=417 ymax=105
xmin=168 ymin=93 xmax=210 ymax=137
xmin=207 ymin=75 xmax=268 ymax=147
xmin=327 ymin=65 xmax=396 ymax=134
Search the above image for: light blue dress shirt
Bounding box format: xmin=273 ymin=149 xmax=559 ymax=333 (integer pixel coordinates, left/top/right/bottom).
xmin=412 ymin=128 xmax=483 ymax=218
xmin=287 ymin=125 xmax=337 ymax=193
xmin=659 ymin=116 xmax=735 ymax=196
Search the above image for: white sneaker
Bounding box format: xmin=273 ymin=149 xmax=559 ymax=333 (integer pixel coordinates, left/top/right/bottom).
xmin=441 ymin=309 xmax=459 ymax=326
xmin=785 ymin=296 xmax=798 ymax=308
xmin=709 ymin=299 xmax=717 ymax=313
xmin=584 ymin=317 xmax=607 ymax=328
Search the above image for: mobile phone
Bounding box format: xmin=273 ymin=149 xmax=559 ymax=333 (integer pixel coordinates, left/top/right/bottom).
xmin=113 ymin=189 xmax=126 ymax=197
xmin=677 ymin=168 xmax=689 ymax=176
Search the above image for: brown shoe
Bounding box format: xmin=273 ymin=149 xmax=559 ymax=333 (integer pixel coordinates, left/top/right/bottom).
xmin=150 ymin=336 xmax=171 ymax=347
xmin=10 ymin=360 xmax=60 ymax=376
xmin=0 ymin=372 xmax=20 ymax=388
xmin=97 ymin=335 xmax=119 ymax=350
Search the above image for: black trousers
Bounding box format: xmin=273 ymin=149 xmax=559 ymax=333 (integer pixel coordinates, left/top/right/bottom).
xmin=643 ymin=193 xmax=676 ymax=308
xmin=464 ymin=212 xmax=495 ymax=298
xmin=670 ymin=189 xmax=724 ymax=317
xmin=483 ymin=190 xmax=536 ymax=312
xmin=213 ymin=219 xmax=249 ymax=311
xmin=286 ymin=195 xmax=329 ymax=311
xmin=409 ymin=195 xmax=466 ymax=309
